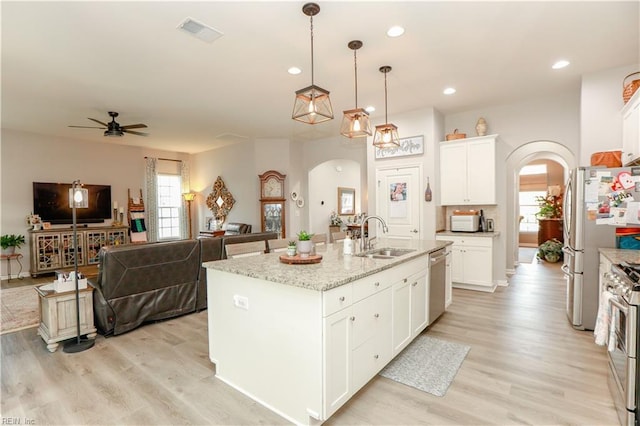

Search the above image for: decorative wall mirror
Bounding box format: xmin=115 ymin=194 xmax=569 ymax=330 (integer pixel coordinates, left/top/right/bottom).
xmin=338 ymin=187 xmax=355 ymax=215
xmin=206 ymin=176 xmax=236 ymax=224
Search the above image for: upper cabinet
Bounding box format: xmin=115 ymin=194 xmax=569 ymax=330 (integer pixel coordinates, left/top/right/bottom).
xmin=440 ymin=134 xmax=497 ymax=205
xmin=622 ymin=90 xmax=640 ymax=166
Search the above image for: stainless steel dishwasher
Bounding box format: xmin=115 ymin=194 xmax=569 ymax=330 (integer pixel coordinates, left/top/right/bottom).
xmin=429 ymin=248 xmax=447 ymax=324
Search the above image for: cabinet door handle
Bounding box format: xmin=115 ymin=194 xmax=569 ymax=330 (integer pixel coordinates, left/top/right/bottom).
xmin=374 ymin=354 xmax=379 ymax=359
xmin=412 ymin=281 xmax=417 ymax=287
xmin=374 ymin=282 xmax=380 ymax=287
xmin=374 ymin=313 xmax=380 ymax=318
xmin=350 ymin=316 xmax=356 ymax=321
xmin=403 ymin=278 xmax=408 ymax=283
xmin=339 ymin=296 xmax=345 ymax=302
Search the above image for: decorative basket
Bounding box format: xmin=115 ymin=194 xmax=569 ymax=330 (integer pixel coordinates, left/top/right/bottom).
xmin=623 ymin=72 xmax=640 ymax=104
xmin=591 ymin=150 xmax=622 ymax=168
xmin=445 ymin=129 xmax=466 ymax=141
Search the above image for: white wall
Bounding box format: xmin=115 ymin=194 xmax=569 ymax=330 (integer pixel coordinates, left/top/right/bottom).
xmin=0 ymin=128 xmax=188 ymax=277
xmin=308 ymin=159 xmax=361 ymax=236
xmin=581 ymin=64 xmax=639 ymax=166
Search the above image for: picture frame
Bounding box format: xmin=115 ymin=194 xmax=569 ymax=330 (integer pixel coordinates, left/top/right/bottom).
xmin=42 ymin=222 xmax=52 ymax=230
xmin=338 ymin=187 xmax=355 ymax=215
xmin=374 ymin=135 xmax=424 ymax=159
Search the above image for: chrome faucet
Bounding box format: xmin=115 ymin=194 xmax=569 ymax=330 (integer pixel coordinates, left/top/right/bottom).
xmin=360 ymin=215 xmax=388 ymax=252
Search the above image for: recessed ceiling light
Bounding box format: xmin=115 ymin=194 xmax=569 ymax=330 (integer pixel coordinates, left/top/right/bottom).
xmin=387 ymin=26 xmax=405 ymax=37
xmin=552 ymin=60 xmax=570 ymax=69
xmin=288 ymin=67 xmax=302 ymax=75
xmin=443 ymin=87 xmax=456 ymax=95
xmin=365 ymin=106 xmax=375 ymax=113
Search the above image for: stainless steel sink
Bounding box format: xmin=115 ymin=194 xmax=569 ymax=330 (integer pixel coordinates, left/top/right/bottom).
xmin=355 ymin=247 xmax=416 ymax=259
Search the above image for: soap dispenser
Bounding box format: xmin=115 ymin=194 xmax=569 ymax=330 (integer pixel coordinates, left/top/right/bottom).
xmin=343 ymin=233 xmax=353 ymax=255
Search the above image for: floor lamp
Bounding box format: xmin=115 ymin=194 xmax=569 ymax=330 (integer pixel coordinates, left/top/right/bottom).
xmin=183 ymin=192 xmax=196 ymax=239
xmin=63 ymin=180 xmax=95 ymax=353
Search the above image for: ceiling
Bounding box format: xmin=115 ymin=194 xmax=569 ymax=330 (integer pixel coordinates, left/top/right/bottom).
xmin=2 ymin=1 xmax=638 ymax=154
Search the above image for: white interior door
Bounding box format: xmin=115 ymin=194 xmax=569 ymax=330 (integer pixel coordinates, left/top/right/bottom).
xmin=376 ymin=166 xmax=421 ymax=243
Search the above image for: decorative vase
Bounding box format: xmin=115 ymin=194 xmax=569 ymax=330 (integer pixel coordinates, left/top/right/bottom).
xmin=287 ymin=246 xmax=297 ymax=257
xmin=297 ymin=240 xmax=313 ymax=258
xmin=1 ymin=247 xmax=16 ymax=256
xmin=475 ymin=117 xmax=488 ymax=136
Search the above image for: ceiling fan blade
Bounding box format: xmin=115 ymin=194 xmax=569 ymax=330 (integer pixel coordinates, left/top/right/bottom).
xmin=120 ymin=123 xmax=148 ymax=130
xmin=123 ymin=129 xmax=149 ymax=137
xmin=88 ymin=117 xmax=109 ymax=127
xmin=69 ymin=125 xmax=106 ymax=129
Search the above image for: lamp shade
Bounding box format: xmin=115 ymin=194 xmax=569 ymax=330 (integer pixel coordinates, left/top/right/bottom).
xmin=183 ymin=192 xmax=196 ymax=202
xmin=340 ymin=108 xmax=371 ymax=138
xmin=292 ymin=85 xmax=334 ymax=124
xmin=373 ymin=65 xmax=400 ymax=148
xmin=292 ymin=3 xmax=333 ymax=125
xmin=373 ymin=123 xmax=400 ymax=148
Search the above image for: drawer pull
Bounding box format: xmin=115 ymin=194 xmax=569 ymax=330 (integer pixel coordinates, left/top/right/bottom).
xmin=403 ymin=278 xmax=407 ymax=283
xmin=374 ymin=354 xmax=379 ymax=359
xmin=350 ymin=316 xmax=356 ymax=321
xmin=374 ymin=282 xmax=380 ymax=287
xmin=374 ymin=313 xmax=380 ymax=318
xmin=412 ymin=282 xmax=417 ymax=287
xmin=339 ymin=296 xmax=345 ymax=302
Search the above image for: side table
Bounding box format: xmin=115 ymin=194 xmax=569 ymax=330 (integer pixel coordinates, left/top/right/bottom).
xmin=1 ymin=253 xmax=23 ymax=282
xmin=35 ymin=284 xmax=97 ymax=352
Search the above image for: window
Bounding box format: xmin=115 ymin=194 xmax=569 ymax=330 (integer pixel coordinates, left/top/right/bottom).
xmin=157 ymin=174 xmax=182 ymax=240
xmin=520 ymin=164 xmax=547 ymax=175
xmin=519 ymin=191 xmax=546 ymax=232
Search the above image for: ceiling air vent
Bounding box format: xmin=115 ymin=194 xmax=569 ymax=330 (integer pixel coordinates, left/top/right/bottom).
xmin=177 ymin=17 xmax=223 ymax=43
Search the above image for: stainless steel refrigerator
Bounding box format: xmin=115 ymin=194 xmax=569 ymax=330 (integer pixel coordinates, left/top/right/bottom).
xmin=563 ymin=166 xmax=637 ymax=330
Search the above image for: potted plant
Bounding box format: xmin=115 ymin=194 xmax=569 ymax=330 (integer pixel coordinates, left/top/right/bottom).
xmin=287 ymin=241 xmax=297 ymax=257
xmin=538 ymin=238 xmax=563 ymax=263
xmin=296 ymin=230 xmax=314 ymax=258
xmin=1 ymin=234 xmax=26 ymax=255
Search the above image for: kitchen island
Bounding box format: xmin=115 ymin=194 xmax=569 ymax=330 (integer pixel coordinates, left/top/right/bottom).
xmin=204 ymin=239 xmax=449 ymax=425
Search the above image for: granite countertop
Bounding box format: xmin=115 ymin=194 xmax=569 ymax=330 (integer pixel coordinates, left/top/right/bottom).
xmin=203 ymin=238 xmax=451 ymax=292
xmin=599 ymin=248 xmax=640 ymax=264
xmin=436 ymin=230 xmax=500 ymax=238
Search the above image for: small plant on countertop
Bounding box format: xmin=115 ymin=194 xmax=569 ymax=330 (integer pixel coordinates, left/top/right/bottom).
xmin=296 ymin=230 xmax=314 ymax=241
xmin=288 ymin=240 xmax=297 ymax=247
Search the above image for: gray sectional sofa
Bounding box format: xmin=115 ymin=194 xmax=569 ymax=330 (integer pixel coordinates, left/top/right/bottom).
xmin=90 ymin=231 xmax=278 ymax=336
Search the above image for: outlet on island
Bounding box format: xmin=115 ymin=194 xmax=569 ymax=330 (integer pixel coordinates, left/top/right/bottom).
xmin=233 ymin=295 xmax=249 ymax=310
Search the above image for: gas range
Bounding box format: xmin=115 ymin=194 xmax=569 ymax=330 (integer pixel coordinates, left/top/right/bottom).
xmin=608 ymin=262 xmax=640 ymax=305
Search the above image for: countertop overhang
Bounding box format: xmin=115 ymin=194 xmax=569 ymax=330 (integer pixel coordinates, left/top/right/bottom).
xmin=203 ymin=238 xmax=450 ymax=292
xmin=599 ymin=248 xmax=640 ymax=264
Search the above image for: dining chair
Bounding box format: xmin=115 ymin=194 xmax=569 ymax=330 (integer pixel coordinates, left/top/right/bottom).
xmin=311 ymin=233 xmax=327 ymax=246
xmin=266 ymin=239 xmax=289 ymax=253
xmin=331 ymin=231 xmax=347 ymax=243
xmin=225 ymin=240 xmax=266 ymax=259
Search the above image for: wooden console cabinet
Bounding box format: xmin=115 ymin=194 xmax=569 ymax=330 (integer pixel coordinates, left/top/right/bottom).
xmin=29 ymin=226 xmax=128 ymax=277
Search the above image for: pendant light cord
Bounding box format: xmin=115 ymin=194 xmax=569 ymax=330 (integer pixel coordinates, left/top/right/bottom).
xmin=384 ymin=71 xmax=389 ymax=123
xmin=353 ymin=49 xmax=358 ymax=107
xmin=310 ymin=15 xmax=315 ymax=86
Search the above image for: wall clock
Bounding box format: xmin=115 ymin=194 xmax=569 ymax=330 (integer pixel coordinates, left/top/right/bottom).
xmin=258 ymin=170 xmax=287 ymax=238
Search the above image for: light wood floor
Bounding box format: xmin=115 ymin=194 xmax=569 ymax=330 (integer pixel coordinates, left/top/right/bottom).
xmin=1 ymin=260 xmax=618 ymax=425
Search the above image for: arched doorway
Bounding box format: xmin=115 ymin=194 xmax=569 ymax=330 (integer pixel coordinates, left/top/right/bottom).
xmin=505 ymin=141 xmax=576 ymax=273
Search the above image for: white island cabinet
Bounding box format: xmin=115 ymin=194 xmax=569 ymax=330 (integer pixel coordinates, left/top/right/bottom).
xmin=204 ymin=240 xmax=449 ymax=425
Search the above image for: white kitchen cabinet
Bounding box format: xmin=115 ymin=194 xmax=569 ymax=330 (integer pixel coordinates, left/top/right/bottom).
xmin=440 ymin=135 xmax=497 ymax=205
xmin=622 ymin=89 xmax=640 ymax=165
xmin=444 ymin=245 xmax=453 ymax=308
xmin=391 ymin=269 xmax=429 ymax=356
xmin=323 ymin=306 xmax=352 ymax=415
xmin=436 ymin=234 xmax=496 ymax=292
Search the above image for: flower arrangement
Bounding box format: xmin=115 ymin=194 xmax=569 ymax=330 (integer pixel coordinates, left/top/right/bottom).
xmin=26 ymin=213 xmax=42 ymax=228
xmin=535 ymin=186 xmax=563 ymax=219
xmin=330 ymin=211 xmax=343 ymax=227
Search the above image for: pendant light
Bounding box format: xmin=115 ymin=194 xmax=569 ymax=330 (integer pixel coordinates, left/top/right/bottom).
xmin=292 ymin=3 xmax=333 ymax=124
xmin=340 ymin=40 xmax=371 ymax=138
xmin=373 ymin=66 xmax=400 ymax=148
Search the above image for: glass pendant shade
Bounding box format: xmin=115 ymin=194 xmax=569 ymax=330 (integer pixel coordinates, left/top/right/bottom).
xmin=293 ymin=84 xmax=333 ymax=124
xmin=373 ymin=123 xmax=400 ymax=148
xmin=341 ymin=40 xmax=371 ymax=138
xmin=292 ymin=3 xmax=333 ymax=125
xmin=373 ymin=65 xmax=400 ymax=148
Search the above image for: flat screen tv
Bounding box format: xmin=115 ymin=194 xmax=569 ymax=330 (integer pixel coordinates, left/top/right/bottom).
xmin=33 ymin=182 xmax=112 ymax=225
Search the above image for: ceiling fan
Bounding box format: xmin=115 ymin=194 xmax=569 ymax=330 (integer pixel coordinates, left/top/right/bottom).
xmin=69 ymin=111 xmax=149 ymax=137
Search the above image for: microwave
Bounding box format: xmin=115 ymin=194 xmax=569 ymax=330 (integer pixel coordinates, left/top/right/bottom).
xmin=450 ymin=215 xmax=480 ymax=232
